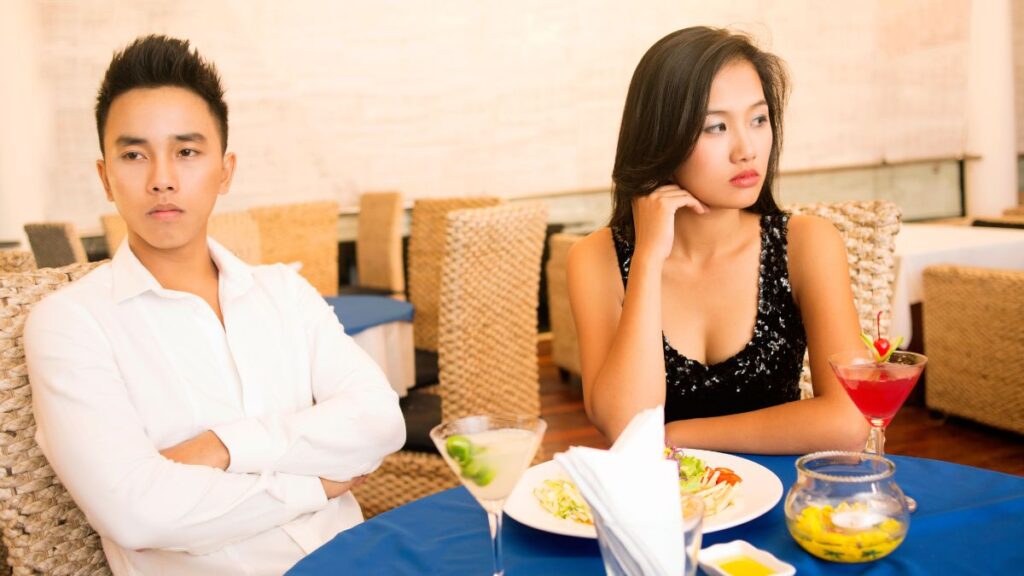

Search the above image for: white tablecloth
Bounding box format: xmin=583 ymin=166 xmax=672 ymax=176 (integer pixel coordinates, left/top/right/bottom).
xmin=351 ymin=321 xmax=414 ymax=398
xmin=893 ymin=223 xmax=1024 ymax=346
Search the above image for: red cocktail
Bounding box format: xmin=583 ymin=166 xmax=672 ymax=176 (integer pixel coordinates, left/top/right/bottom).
xmin=829 ymin=350 xmax=927 ymax=455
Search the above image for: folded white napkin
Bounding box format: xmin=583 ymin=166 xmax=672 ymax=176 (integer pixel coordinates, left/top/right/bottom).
xmin=554 ymin=406 xmax=683 ymax=576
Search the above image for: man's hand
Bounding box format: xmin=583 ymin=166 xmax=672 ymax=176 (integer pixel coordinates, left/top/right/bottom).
xmin=320 ymin=475 xmax=367 ymax=499
xmin=160 ymin=430 xmax=231 ymax=470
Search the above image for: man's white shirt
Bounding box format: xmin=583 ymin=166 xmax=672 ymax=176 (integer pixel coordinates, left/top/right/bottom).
xmin=24 ymin=238 xmax=406 ymax=575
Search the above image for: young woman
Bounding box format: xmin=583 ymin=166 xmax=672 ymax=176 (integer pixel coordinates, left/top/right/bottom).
xmin=568 ymin=27 xmax=869 ymax=454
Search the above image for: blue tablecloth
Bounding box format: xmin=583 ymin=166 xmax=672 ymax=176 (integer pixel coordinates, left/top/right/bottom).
xmin=324 ymin=295 xmax=414 ymax=336
xmin=287 ymin=454 xmax=1024 ymax=574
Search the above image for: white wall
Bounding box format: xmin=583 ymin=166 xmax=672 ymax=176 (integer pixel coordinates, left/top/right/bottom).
xmin=0 ymin=0 xmax=975 ymax=237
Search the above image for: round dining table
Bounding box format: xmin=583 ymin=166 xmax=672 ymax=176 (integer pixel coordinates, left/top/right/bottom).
xmin=286 ymin=453 xmax=1024 ymax=575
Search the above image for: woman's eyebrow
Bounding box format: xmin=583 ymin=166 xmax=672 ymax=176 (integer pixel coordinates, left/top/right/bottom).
xmin=706 ymin=99 xmax=769 ymax=115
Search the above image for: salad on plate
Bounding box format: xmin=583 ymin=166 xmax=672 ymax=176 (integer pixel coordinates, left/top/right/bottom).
xmin=533 ymin=446 xmax=743 ymax=525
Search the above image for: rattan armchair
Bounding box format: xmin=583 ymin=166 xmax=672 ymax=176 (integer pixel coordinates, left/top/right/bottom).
xmin=354 ymin=192 xmax=406 ymax=295
xmin=249 ymin=201 xmax=339 ymax=295
xmin=23 ymin=223 xmax=88 ymax=269
xmin=546 ymin=233 xmax=584 ymax=381
xmin=352 ymin=202 xmax=549 ymax=518
xmin=922 ymin=265 xmax=1024 ymax=435
xmin=407 ymin=197 xmax=501 ymax=352
xmin=787 ymin=200 xmax=902 ymax=398
xmin=0 ymin=262 xmax=110 ymax=575
xmin=0 ymin=251 xmax=35 ymax=274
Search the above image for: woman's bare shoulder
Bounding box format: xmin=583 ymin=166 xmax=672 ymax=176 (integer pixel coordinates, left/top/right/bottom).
xmin=569 ymin=227 xmax=617 ymax=266
xmin=787 ymin=213 xmax=842 ymax=242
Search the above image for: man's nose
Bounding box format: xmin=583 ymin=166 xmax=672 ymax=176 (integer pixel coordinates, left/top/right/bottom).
xmin=148 ymin=156 xmax=177 ymax=193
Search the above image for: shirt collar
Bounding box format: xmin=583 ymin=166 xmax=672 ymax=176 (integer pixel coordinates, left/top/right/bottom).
xmin=111 ymin=237 xmax=255 ymax=303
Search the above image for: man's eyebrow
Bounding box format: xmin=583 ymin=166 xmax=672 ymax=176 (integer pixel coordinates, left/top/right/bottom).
xmin=706 ymin=99 xmax=769 ymax=115
xmin=175 ymin=133 xmax=207 ymax=143
xmin=114 ymin=135 xmax=147 ymax=147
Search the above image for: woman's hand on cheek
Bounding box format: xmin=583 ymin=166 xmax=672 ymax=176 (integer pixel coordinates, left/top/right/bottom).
xmin=632 ymin=184 xmax=708 ymax=263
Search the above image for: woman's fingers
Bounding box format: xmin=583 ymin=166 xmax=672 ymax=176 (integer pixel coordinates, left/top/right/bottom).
xmin=636 ymin=187 xmax=709 ymax=215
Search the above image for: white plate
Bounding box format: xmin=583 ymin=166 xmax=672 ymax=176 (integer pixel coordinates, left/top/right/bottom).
xmin=503 ymin=449 xmax=783 ymax=538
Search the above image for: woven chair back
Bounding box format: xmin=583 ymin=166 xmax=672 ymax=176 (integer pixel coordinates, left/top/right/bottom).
xmin=22 ymin=223 xmax=88 ymax=269
xmin=437 ymin=202 xmax=548 ymax=421
xmin=788 ymin=200 xmax=902 ymax=398
xmin=249 ymin=201 xmax=339 ymax=295
xmin=0 ymin=251 xmax=35 ymax=274
xmin=0 ymin=262 xmax=111 ymax=575
xmin=209 ymin=210 xmax=263 ymax=265
xmin=923 ymin=265 xmax=1024 ymax=435
xmin=546 ymin=233 xmax=584 ymax=376
xmin=356 ymin=192 xmax=406 ymax=293
xmin=408 ymin=197 xmax=500 ymax=351
xmin=100 ymin=213 xmax=128 ymax=254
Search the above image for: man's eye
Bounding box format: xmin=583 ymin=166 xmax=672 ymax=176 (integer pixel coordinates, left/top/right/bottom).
xmin=179 ymin=148 xmax=199 ymax=157
xmin=121 ymin=151 xmax=144 ymax=160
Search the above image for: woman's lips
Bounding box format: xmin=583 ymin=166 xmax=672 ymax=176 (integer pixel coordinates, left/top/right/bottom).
xmin=730 ymin=170 xmax=760 ymax=188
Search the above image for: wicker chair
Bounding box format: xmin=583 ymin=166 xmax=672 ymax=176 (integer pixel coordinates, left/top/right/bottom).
xmin=0 ymin=251 xmax=35 ymax=274
xmin=352 ymin=202 xmax=549 ymax=518
xmin=407 ymin=197 xmax=501 ymax=352
xmin=22 ymin=223 xmax=88 ymax=269
xmin=922 ymin=265 xmax=1024 ymax=435
xmin=546 ymin=233 xmax=584 ymax=380
xmin=1004 ymin=205 xmax=1024 ymax=217
xmin=0 ymin=262 xmax=111 ymax=575
xmin=354 ymin=192 xmax=406 ymax=295
xmin=788 ymin=200 xmax=902 ymax=398
xmin=249 ymin=201 xmax=339 ymax=295
xmin=99 ymin=213 xmax=128 ymax=254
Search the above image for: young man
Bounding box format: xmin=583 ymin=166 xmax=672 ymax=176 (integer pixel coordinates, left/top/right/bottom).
xmin=24 ymin=35 xmax=405 ymax=575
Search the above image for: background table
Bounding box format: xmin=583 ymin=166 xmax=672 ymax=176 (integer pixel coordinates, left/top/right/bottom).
xmin=287 ymin=453 xmax=1024 ymax=575
xmin=326 ymin=295 xmax=415 ymax=397
xmin=893 ymin=223 xmax=1024 ymax=346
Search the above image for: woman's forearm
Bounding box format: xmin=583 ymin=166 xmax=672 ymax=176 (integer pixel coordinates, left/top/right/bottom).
xmin=586 ymin=255 xmax=670 ymax=440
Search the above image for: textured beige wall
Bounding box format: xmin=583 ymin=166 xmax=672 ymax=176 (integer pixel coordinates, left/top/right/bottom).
xmin=8 ymin=0 xmax=973 ymax=233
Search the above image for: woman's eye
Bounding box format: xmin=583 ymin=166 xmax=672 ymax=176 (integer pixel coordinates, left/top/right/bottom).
xmin=703 ymin=123 xmax=726 ymax=134
xmin=752 ymin=115 xmax=769 ymax=127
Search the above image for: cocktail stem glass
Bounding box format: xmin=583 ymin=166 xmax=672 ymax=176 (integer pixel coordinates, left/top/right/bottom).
xmin=487 ymin=508 xmax=505 ymax=576
xmin=866 ymin=419 xmax=886 ymax=455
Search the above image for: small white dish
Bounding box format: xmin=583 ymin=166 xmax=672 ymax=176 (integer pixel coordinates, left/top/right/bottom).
xmin=699 ymin=540 xmax=795 ymax=576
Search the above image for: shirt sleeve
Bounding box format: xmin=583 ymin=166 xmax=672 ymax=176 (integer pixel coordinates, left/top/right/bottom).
xmin=25 ymin=295 xmax=328 ymax=555
xmin=211 ymin=267 xmax=406 ymax=480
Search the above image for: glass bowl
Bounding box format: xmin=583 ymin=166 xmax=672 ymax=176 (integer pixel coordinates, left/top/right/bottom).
xmin=784 ymin=451 xmax=909 ymax=563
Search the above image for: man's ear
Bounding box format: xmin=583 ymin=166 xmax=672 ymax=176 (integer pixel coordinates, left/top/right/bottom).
xmin=96 ymin=159 xmax=114 ymax=202
xmin=219 ymin=152 xmax=236 ymax=196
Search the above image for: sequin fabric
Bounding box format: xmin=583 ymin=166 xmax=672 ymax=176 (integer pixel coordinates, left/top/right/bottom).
xmin=611 ymin=213 xmax=806 ymax=422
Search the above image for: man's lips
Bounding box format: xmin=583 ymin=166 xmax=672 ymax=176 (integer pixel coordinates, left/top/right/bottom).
xmin=148 ymin=205 xmax=184 ymax=221
xmin=730 ymin=170 xmax=760 ymax=187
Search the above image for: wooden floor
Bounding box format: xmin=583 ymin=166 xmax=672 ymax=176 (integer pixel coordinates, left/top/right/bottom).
xmin=537 ymin=342 xmax=1024 ymax=477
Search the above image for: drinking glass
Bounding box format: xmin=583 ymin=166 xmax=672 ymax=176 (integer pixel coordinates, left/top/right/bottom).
xmin=595 ymin=494 xmax=704 ymax=576
xmin=829 ymin=349 xmax=926 ymax=511
xmin=430 ymin=415 xmax=545 ymax=576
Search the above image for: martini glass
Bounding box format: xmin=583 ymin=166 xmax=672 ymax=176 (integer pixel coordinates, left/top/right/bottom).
xmin=829 ymin=349 xmax=927 ymax=510
xmin=431 ymin=414 xmax=546 ymax=576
